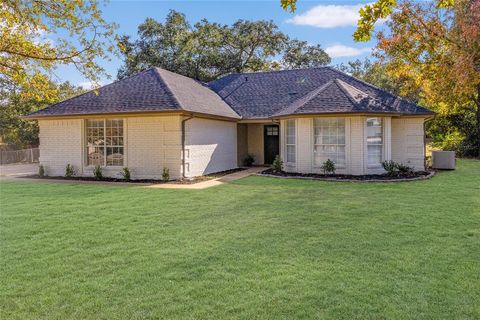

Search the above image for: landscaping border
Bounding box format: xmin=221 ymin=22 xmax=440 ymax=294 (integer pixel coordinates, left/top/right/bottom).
xmin=255 ymin=170 xmax=436 ymax=183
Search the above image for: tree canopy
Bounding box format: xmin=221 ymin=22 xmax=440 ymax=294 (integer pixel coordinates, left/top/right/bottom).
xmin=0 ymin=0 xmax=118 ymax=101
xmin=118 ymin=10 xmax=330 ymax=81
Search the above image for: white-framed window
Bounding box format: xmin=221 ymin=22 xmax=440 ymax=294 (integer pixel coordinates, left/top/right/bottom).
xmin=366 ymin=117 xmax=383 ymax=167
xmin=314 ymin=118 xmax=346 ymax=168
xmin=285 ymin=119 xmax=296 ymax=163
xmin=86 ymin=119 xmax=124 ymax=166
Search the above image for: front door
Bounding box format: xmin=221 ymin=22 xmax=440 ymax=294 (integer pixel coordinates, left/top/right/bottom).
xmin=264 ymin=125 xmax=279 ymax=164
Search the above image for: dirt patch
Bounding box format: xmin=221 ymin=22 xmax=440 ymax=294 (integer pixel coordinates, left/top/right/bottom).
xmin=21 ymin=168 xmax=247 ymax=184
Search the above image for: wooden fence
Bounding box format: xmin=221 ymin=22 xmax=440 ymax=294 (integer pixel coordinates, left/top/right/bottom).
xmin=0 ymin=148 xmax=40 ymax=165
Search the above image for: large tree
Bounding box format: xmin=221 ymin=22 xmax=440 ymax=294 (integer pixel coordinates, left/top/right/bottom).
xmin=370 ymin=0 xmax=480 ymax=156
xmin=0 ymin=0 xmax=118 ymax=101
xmin=118 ymin=10 xmax=330 ymax=81
xmin=0 ymin=82 xmax=85 ymax=148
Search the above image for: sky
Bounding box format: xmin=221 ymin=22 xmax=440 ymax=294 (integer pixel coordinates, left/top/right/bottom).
xmin=56 ymin=0 xmax=380 ymax=88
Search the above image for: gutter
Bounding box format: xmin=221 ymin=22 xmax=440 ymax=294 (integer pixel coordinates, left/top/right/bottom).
xmin=181 ymin=114 xmax=194 ymax=179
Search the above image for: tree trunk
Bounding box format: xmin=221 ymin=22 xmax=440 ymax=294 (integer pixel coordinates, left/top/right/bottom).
xmin=477 ymin=84 xmax=480 ymax=158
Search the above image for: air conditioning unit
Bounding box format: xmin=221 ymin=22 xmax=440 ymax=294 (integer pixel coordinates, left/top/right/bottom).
xmin=432 ymin=151 xmax=455 ymax=170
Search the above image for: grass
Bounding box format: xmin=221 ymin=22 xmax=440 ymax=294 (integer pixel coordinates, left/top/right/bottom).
xmin=1 ymin=159 xmax=479 ymax=319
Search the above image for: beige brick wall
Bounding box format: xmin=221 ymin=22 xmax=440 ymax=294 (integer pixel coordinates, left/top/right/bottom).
xmin=280 ymin=116 xmax=413 ymax=175
xmin=38 ymin=115 xmax=184 ymax=180
xmin=185 ymin=118 xmax=237 ymax=177
xmin=391 ymin=117 xmax=426 ymax=170
xmin=38 ymin=119 xmax=84 ymax=177
xmin=126 ymin=116 xmax=182 ymax=179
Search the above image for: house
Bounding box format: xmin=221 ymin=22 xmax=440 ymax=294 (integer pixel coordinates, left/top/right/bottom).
xmin=26 ymin=67 xmax=434 ymax=180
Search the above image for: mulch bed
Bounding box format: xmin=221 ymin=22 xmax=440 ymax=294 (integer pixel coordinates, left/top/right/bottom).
xmin=22 ymin=168 xmax=246 ymax=184
xmin=259 ymin=168 xmax=433 ymax=182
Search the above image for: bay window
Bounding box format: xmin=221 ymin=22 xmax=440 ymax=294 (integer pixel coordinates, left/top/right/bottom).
xmin=286 ymin=119 xmax=296 ymax=163
xmin=314 ymin=118 xmax=346 ymax=168
xmin=366 ymin=118 xmax=383 ymax=167
xmin=86 ymin=119 xmax=124 ymax=166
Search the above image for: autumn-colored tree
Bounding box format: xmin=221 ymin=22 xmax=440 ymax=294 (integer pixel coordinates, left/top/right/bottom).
xmin=0 ymin=0 xmax=118 ymax=101
xmin=370 ymin=0 xmax=480 ymax=156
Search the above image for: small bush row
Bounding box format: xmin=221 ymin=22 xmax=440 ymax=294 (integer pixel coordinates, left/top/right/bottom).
xmin=38 ymin=164 xmax=171 ymax=182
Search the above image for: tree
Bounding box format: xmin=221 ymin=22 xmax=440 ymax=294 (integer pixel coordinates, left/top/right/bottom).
xmin=371 ymin=0 xmax=480 ymax=156
xmin=118 ymin=10 xmax=330 ymax=81
xmin=0 ymin=0 xmax=118 ymax=101
xmin=0 ymin=82 xmax=85 ymax=148
xmin=282 ymin=40 xmax=331 ymax=69
xmin=337 ymin=58 xmax=411 ymax=99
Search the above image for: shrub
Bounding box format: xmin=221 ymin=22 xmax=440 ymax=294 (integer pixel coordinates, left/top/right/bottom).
xmin=162 ymin=167 xmax=170 ymax=181
xmin=396 ymin=163 xmax=414 ymax=176
xmin=382 ymin=160 xmax=398 ymax=177
xmin=121 ymin=167 xmax=131 ymax=180
xmin=93 ymin=165 xmax=103 ymax=180
xmin=381 ymin=160 xmax=415 ymax=177
xmin=65 ymin=164 xmax=75 ymax=178
xmin=243 ymin=154 xmax=255 ymax=167
xmin=321 ymin=159 xmax=336 ymax=174
xmin=271 ymin=155 xmax=283 ymax=173
xmin=38 ymin=165 xmax=45 ymax=177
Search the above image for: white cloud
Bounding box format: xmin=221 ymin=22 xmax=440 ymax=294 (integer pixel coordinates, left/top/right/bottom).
xmin=78 ymin=81 xmax=103 ymax=90
xmin=287 ymin=3 xmax=378 ymax=28
xmin=325 ymin=44 xmax=372 ymax=58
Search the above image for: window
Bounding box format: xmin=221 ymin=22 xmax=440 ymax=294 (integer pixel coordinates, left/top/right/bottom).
xmin=86 ymin=119 xmax=124 ymax=166
xmin=367 ymin=118 xmax=383 ymax=167
xmin=266 ymin=126 xmax=279 ymax=136
xmin=286 ymin=119 xmax=296 ymax=163
xmin=314 ymin=118 xmax=346 ymax=168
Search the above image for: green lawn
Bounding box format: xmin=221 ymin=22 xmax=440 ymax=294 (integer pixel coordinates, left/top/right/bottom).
xmin=1 ymin=160 xmax=479 ymax=319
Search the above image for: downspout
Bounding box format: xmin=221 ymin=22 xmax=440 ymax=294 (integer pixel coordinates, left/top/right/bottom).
xmin=181 ymin=115 xmax=194 ymax=179
xmin=424 ymin=116 xmax=435 ymax=170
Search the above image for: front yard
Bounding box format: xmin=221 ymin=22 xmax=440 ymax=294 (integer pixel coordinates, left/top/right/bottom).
xmin=1 ymin=160 xmax=479 ymax=319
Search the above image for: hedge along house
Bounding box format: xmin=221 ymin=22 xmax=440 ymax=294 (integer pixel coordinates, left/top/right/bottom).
xmin=26 ymin=67 xmax=434 ymax=180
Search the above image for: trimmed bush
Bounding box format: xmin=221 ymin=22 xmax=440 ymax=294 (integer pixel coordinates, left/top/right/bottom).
xmin=38 ymin=165 xmax=45 ymax=177
xmin=162 ymin=167 xmax=170 ymax=181
xmin=321 ymin=159 xmax=336 ymax=174
xmin=382 ymin=160 xmax=398 ymax=177
xmin=65 ymin=164 xmax=76 ymax=178
xmin=121 ymin=167 xmax=131 ymax=180
xmin=271 ymin=155 xmax=283 ymax=173
xmin=243 ymin=154 xmax=255 ymax=167
xmin=93 ymin=165 xmax=103 ymax=180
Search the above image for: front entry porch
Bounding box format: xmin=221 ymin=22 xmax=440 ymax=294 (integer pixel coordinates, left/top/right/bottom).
xmin=237 ymin=122 xmax=280 ymax=166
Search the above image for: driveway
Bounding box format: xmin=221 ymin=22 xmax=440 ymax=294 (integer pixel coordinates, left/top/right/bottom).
xmin=0 ymin=163 xmax=38 ymax=178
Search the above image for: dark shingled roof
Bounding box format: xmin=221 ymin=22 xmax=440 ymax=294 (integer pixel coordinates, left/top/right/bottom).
xmin=27 ymin=66 xmax=433 ymax=119
xmin=208 ymin=67 xmax=433 ymax=118
xmin=27 ymin=68 xmax=240 ymax=119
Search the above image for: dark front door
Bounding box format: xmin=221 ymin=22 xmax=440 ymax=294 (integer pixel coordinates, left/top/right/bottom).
xmin=264 ymin=125 xmax=279 ymax=164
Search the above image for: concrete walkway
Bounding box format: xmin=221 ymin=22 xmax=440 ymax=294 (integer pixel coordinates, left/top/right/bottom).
xmin=147 ymin=167 xmax=265 ymax=189
xmin=0 ymin=163 xmax=38 ymax=177
xmin=1 ymin=165 xmax=265 ymax=189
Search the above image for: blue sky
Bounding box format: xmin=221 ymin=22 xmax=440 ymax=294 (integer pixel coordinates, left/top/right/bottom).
xmin=58 ymin=0 xmax=379 ymax=88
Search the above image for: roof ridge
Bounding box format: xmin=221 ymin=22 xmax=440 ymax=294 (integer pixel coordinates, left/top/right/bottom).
xmin=273 ymin=79 xmax=335 ymax=117
xmin=152 ymin=67 xmax=183 ymax=110
xmin=332 ymin=79 xmax=363 ymax=111
xmin=326 ymin=66 xmax=420 ymax=107
xmin=218 ymin=66 xmax=331 ymax=78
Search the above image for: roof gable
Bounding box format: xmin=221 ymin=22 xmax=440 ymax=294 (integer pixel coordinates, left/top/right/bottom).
xmin=209 ymin=67 xmax=433 ymax=118
xmin=27 ymin=68 xmax=240 ymax=119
